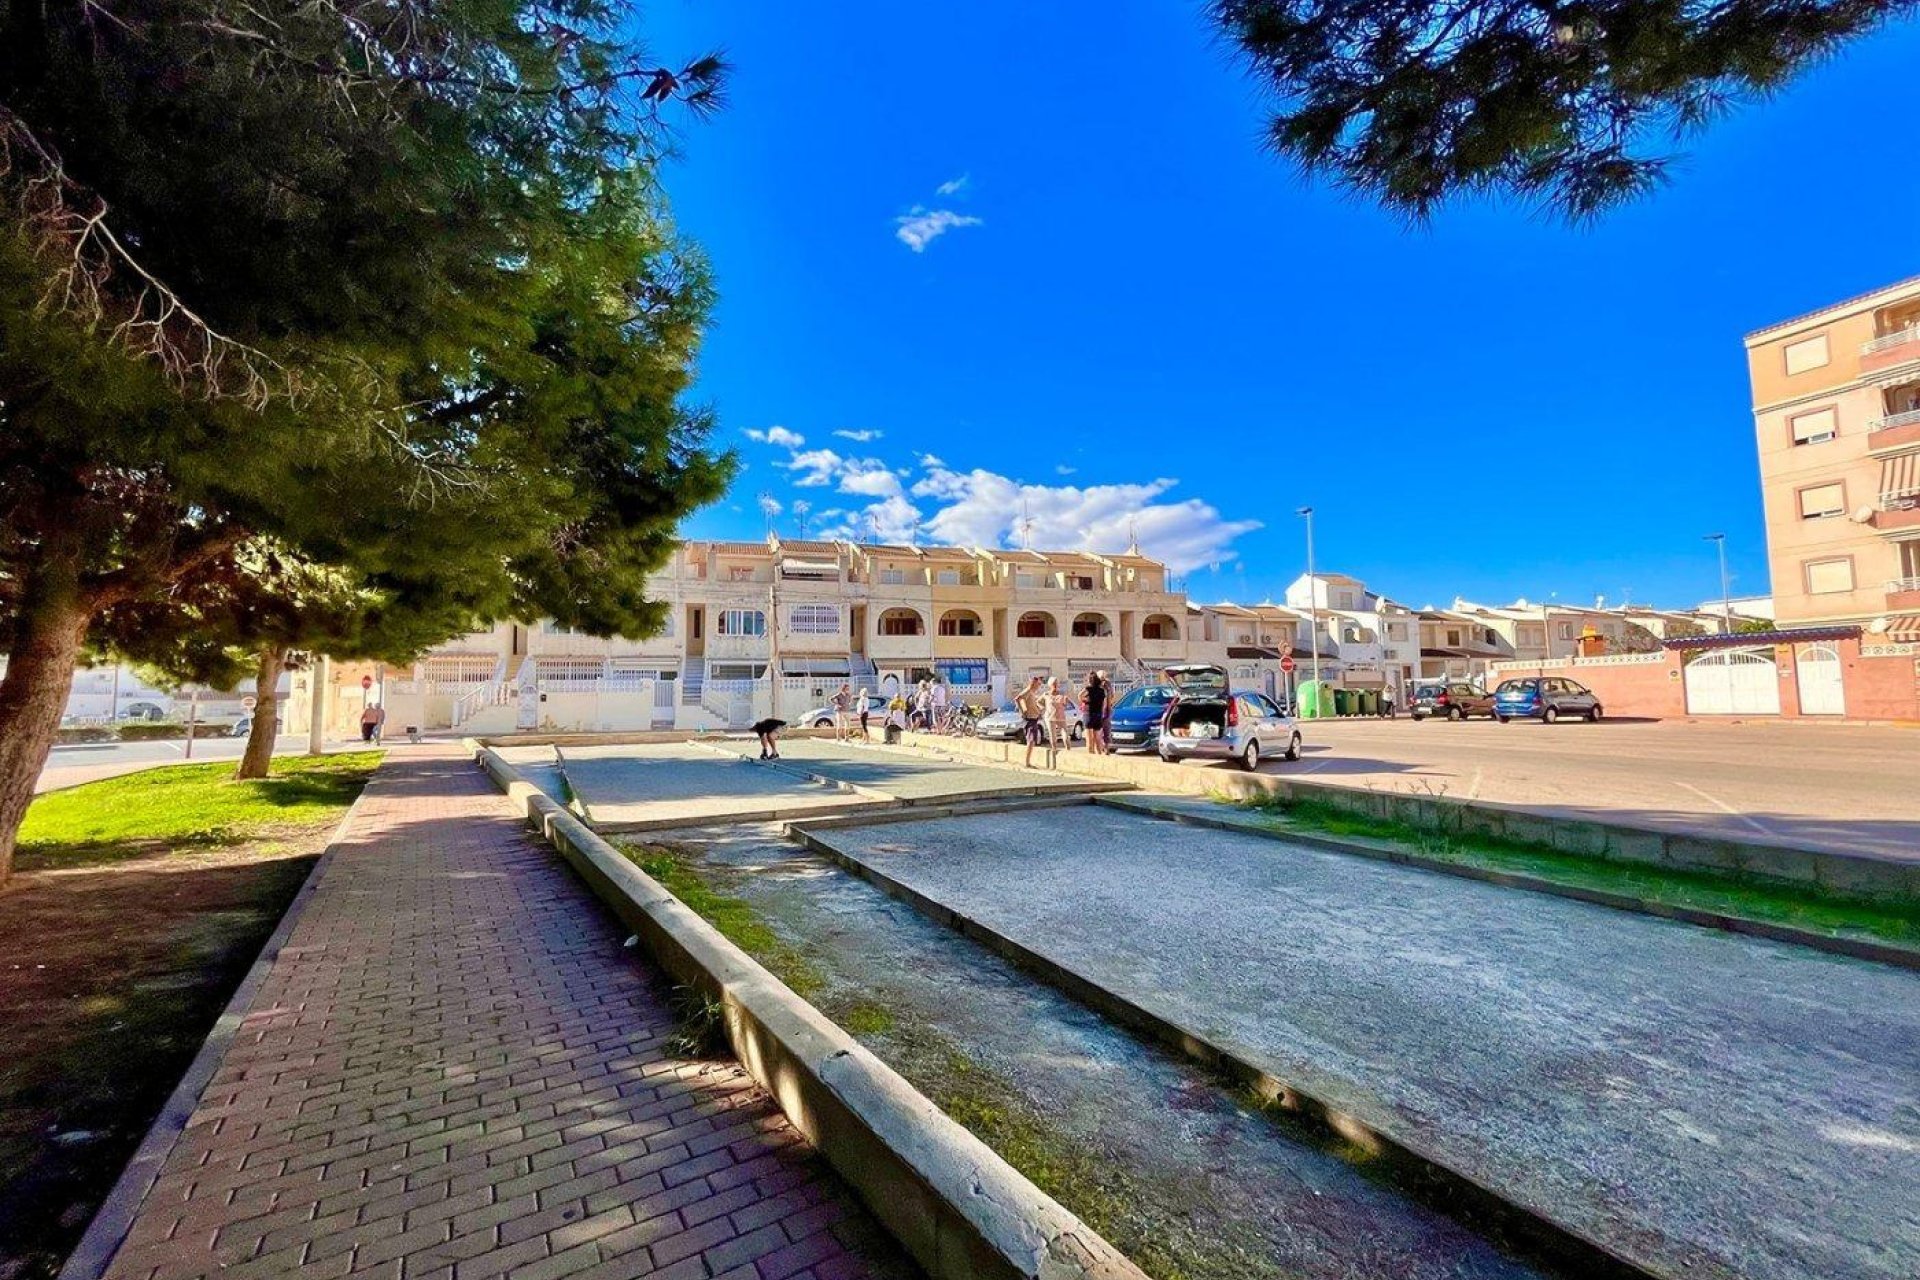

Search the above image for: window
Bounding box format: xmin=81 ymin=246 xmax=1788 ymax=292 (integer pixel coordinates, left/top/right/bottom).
xmin=1556 ymin=622 xmax=1574 ymax=640
xmin=1783 ymin=333 xmax=1830 ymax=375
xmin=1070 ymin=613 xmax=1112 ymax=637
xmin=879 ymin=568 xmax=907 ymax=585
xmin=727 ymin=565 xmax=756 ymax=581
xmin=788 ymin=604 xmax=838 ymax=634
xmin=717 ymin=609 xmax=765 ymax=636
xmin=1387 ymin=622 xmax=1407 ymax=641
xmin=878 ymin=609 xmax=924 ymax=636
xmin=1141 ymin=616 xmax=1175 ymax=640
xmin=1789 ymin=407 xmax=1837 ymax=445
xmin=1798 ymin=482 xmax=1845 ymax=520
xmin=1446 ymin=629 xmax=1462 ymax=647
xmin=1016 ymin=612 xmax=1054 ymax=638
xmin=1015 ymin=572 xmax=1040 ymax=588
xmin=938 ymin=611 xmax=982 ymax=637
xmin=936 ymin=569 xmax=960 ymax=585
xmin=1805 ymin=557 xmax=1855 ymax=594
xmin=1067 ymin=574 xmax=1095 ymax=590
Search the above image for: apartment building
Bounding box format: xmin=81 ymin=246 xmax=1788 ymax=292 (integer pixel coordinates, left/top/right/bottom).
xmin=1283 ymin=573 xmax=1419 ymax=697
xmin=1413 ymin=609 xmax=1515 ymax=682
xmin=1745 ymin=275 xmax=1920 ymax=639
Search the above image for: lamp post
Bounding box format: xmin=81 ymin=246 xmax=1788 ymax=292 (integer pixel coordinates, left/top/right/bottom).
xmin=1297 ymin=506 xmax=1320 ymax=713
xmin=1704 ymin=533 xmax=1733 ymax=634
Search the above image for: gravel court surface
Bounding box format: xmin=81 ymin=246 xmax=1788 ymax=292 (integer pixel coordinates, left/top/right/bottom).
xmin=809 ymin=803 xmax=1920 ymax=1280
xmin=498 ymin=741 xmax=886 ymax=826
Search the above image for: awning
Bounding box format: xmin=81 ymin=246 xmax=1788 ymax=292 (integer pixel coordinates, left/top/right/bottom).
xmin=1227 ymin=645 xmax=1281 ymax=659
xmin=1664 ymin=625 xmax=1860 ymax=650
xmin=1343 ymin=671 xmax=1386 ymax=687
xmin=1885 ymin=614 xmax=1920 ymax=642
xmin=1421 ymin=647 xmax=1473 ymax=658
xmin=1884 ymin=452 xmax=1920 ymax=503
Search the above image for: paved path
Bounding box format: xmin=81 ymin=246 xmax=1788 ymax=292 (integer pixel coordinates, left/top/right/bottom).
xmin=1270 ymin=718 xmax=1920 ymax=860
xmin=96 ymin=749 xmax=914 ymax=1280
xmin=810 ymin=804 xmax=1920 ymax=1280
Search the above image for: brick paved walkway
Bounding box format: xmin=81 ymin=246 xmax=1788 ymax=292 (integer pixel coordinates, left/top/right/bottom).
xmin=97 ymin=749 xmax=917 ymax=1280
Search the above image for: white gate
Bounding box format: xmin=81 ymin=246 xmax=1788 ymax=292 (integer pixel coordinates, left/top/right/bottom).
xmin=1795 ymin=643 xmax=1845 ymax=716
xmin=1684 ymin=648 xmax=1781 ymax=715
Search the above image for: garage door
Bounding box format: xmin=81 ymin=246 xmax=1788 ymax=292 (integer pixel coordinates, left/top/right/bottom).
xmin=1684 ymin=649 xmax=1781 ymax=715
xmin=1795 ymin=643 xmax=1845 ymax=716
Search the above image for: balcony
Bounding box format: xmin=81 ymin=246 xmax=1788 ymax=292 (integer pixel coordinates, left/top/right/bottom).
xmin=1889 ymin=577 xmax=1920 ymax=612
xmin=1132 ymin=637 xmax=1185 ymax=663
xmin=1869 ymin=409 xmax=1920 ymax=454
xmin=1862 ymin=325 xmax=1920 ymax=374
xmin=1009 ymin=634 xmax=1122 ymax=661
xmin=867 ymin=632 xmax=932 ymax=663
xmin=706 ymin=632 xmax=769 ymax=660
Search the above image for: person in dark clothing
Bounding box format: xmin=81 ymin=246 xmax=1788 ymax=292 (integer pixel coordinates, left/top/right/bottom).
xmin=750 ymin=717 xmax=787 ymax=759
xmin=1081 ymin=671 xmax=1109 ymax=755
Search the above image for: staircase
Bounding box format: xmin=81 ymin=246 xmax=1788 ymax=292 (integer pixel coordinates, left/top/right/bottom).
xmin=681 ymin=657 xmax=706 ymax=706
xmin=850 ymin=654 xmax=878 ymax=689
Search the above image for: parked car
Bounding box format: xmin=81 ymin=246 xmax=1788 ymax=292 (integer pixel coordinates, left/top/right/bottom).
xmin=123 ymin=701 xmax=168 ymax=722
xmin=229 ymin=713 xmax=282 ymax=737
xmin=975 ymin=699 xmax=1084 ymax=741
xmin=1410 ymin=682 xmax=1495 ymax=721
xmin=799 ymin=692 xmax=887 ymax=728
xmin=1493 ymin=677 xmax=1602 ymax=723
xmin=1105 ymin=684 xmax=1176 ymax=753
xmin=1156 ymin=663 xmax=1301 ymax=770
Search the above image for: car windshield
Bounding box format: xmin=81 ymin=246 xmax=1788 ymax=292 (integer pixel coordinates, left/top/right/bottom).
xmin=1497 ymin=679 xmax=1540 ymax=694
xmin=1415 ymin=684 xmax=1442 ymax=698
xmin=1114 ymin=686 xmax=1175 ymax=710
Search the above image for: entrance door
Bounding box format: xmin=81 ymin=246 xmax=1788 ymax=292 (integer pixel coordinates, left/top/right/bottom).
xmin=1684 ymin=649 xmax=1781 ymax=715
xmin=1796 ymin=643 xmax=1845 ymax=715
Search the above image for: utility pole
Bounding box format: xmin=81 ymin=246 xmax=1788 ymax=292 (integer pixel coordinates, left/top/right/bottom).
xmin=1297 ymin=506 xmax=1321 ymax=713
xmin=1704 ymin=533 xmax=1733 ymax=634
xmin=308 ymin=655 xmax=330 ymax=755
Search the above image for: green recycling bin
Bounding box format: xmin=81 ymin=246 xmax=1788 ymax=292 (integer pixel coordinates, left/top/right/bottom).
xmin=1332 ymin=688 xmax=1351 ymax=716
xmin=1361 ymin=690 xmax=1379 ymax=716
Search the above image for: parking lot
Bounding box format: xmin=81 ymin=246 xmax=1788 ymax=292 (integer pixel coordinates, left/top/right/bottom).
xmin=1228 ymin=716 xmax=1920 ymax=860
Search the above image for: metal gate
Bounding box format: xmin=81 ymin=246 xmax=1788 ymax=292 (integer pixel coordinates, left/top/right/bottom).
xmin=1795 ymin=643 xmax=1845 ymax=716
xmin=1684 ymin=648 xmax=1781 ymax=715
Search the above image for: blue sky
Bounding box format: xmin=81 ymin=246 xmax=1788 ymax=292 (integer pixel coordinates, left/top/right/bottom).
xmin=642 ymin=2 xmax=1920 ymax=611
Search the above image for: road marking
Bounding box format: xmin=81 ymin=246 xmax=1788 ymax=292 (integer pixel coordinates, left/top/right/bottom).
xmin=1674 ymin=782 xmax=1774 ymax=836
xmin=1466 ymin=768 xmax=1483 ymax=801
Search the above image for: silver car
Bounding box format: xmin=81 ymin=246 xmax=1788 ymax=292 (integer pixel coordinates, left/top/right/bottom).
xmin=800 ymin=692 xmax=887 ymax=728
xmin=975 ymin=699 xmax=1084 ymax=741
xmin=1156 ymin=663 xmax=1301 ymax=770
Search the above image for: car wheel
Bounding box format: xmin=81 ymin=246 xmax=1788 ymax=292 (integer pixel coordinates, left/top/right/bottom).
xmin=1588 ymin=704 xmax=1602 ymax=723
xmin=814 ymin=717 xmax=832 ymax=728
xmin=1159 ymin=747 xmax=1177 ymax=764
xmin=1284 ymin=734 xmax=1301 ymax=762
xmin=1497 ymin=715 xmax=1509 ymax=723
xmin=1412 ymin=712 xmax=1426 ymax=721
xmin=1542 ymin=706 xmax=1559 ymax=724
xmin=1448 ymin=706 xmax=1463 ymax=722
xmin=1239 ymin=739 xmax=1260 ymax=771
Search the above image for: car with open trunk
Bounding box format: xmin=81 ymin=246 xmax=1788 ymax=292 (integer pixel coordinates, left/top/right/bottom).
xmin=1156 ymin=663 xmax=1301 ymax=770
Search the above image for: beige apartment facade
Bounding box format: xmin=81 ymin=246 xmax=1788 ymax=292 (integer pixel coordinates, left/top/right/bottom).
xmin=1746 ymin=275 xmax=1920 ymax=637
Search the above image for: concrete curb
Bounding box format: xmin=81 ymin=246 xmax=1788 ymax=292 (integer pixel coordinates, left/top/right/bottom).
xmin=57 ymin=777 xmax=380 ymax=1280
xmin=472 ymin=746 xmax=1149 ymax=1280
xmin=878 ymin=733 xmax=1920 ymax=903
xmin=785 ymin=820 xmax=1656 ymax=1280
xmin=1095 ymin=795 xmax=1920 ymax=972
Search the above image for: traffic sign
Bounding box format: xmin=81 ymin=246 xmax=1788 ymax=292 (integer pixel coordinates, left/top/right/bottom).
xmin=240 ymin=695 xmax=257 ymax=711
xmin=361 ymin=674 xmax=374 ymax=690
xmin=1280 ymin=654 xmax=1295 ymax=674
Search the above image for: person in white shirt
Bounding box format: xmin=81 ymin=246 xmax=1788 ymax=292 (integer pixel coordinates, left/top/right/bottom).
xmin=929 ymin=679 xmax=950 ymax=731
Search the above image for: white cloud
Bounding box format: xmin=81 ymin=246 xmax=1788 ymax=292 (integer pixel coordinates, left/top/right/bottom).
xmin=784 ymin=448 xmax=842 ymax=487
xmin=833 ymin=429 xmax=883 ymax=443
xmin=862 ymin=495 xmax=924 ymax=542
xmin=936 ymin=174 xmax=970 ymax=196
xmin=757 ymin=494 xmax=782 ymax=517
xmin=895 ymin=206 xmax=983 ymax=253
xmin=1055 ymin=464 xmax=1077 ymax=476
xmin=745 ymin=425 xmax=805 ymax=448
xmin=839 ymin=461 xmax=904 ymax=499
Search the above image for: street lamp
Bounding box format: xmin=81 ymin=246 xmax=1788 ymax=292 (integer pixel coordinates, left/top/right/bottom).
xmin=1703 ymin=533 xmax=1733 ymax=634
xmin=1298 ymin=506 xmax=1320 ymax=712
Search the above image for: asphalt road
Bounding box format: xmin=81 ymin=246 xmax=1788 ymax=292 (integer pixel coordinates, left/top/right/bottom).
xmin=37 ymin=734 xmax=325 ymax=793
xmin=1204 ymin=717 xmax=1920 ymax=861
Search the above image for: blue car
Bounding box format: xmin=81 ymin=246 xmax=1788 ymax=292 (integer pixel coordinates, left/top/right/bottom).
xmin=1103 ymin=684 xmax=1177 ymax=753
xmin=1493 ymin=677 xmax=1602 ymax=724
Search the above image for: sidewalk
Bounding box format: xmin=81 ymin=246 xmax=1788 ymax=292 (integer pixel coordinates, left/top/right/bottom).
xmin=88 ymin=747 xmax=916 ymax=1280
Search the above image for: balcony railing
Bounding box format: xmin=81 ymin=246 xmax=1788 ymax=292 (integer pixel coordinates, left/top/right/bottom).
xmin=1870 ymin=408 xmax=1920 ymax=432
xmin=1889 ymin=576 xmax=1920 ymax=593
xmin=1864 ymin=325 xmax=1920 ymax=355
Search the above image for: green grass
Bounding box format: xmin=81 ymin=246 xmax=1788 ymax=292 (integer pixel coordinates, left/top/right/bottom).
xmin=19 ymin=753 xmax=384 ymax=869
xmin=624 ymin=843 xmax=826 ymax=997
xmin=1231 ymin=794 xmax=1920 ymax=949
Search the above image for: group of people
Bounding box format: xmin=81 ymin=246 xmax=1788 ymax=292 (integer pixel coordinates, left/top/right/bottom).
xmin=1012 ymin=669 xmax=1113 ymax=770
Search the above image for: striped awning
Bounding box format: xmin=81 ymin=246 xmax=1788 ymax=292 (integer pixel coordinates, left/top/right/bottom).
xmin=1884 ymin=452 xmax=1920 ymax=503
xmin=1886 ymin=614 xmax=1920 ymax=642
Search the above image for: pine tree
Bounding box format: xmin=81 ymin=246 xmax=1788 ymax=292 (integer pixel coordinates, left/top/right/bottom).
xmin=1210 ymin=0 xmax=1910 ymax=218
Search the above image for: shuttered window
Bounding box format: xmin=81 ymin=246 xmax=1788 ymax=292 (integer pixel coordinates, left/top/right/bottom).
xmin=1798 ymin=483 xmax=1845 ymax=519
xmin=1784 ymin=334 xmax=1830 ymax=375
xmin=1789 ymin=407 xmax=1837 ymax=444
xmin=1805 ymin=558 xmax=1854 ymax=594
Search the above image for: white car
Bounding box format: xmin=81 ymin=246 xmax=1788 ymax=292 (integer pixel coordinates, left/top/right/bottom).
xmin=1157 ymin=663 xmax=1301 ymax=770
xmin=974 ymin=700 xmax=1084 ymax=741
xmin=799 ymin=692 xmax=888 ymax=728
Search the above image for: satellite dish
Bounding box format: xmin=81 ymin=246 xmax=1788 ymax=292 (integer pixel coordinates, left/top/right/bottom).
xmin=1869 ymin=616 xmax=1891 ymax=634
xmin=1852 ymin=505 xmax=1876 ymax=523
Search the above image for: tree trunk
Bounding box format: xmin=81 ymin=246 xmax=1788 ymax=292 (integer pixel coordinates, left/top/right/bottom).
xmin=0 ymin=568 xmax=91 ymax=888
xmin=235 ymin=646 xmax=287 ymax=780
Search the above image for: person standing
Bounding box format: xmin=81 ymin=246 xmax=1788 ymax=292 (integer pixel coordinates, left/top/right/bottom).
xmin=830 ymin=682 xmax=852 ymax=740
xmin=359 ymin=701 xmax=385 ymax=744
xmin=1081 ymin=670 xmax=1109 ymax=755
xmin=1044 ymin=677 xmax=1069 ymax=768
xmin=929 ymin=678 xmax=950 ymax=733
xmin=1014 ymin=675 xmax=1046 ymax=769
xmin=857 ymin=687 xmax=872 ymax=740
xmin=912 ymin=679 xmax=932 ymax=731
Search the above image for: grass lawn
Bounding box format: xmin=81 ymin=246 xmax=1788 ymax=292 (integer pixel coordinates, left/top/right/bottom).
xmin=0 ymin=751 xmax=382 ymax=1280
xmin=1233 ymin=796 xmax=1920 ymax=949
xmin=17 ymin=752 xmax=383 ymax=870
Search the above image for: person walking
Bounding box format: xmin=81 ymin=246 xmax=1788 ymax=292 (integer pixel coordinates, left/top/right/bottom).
xmin=856 ymin=687 xmax=872 ymax=740
xmin=1081 ymin=670 xmax=1109 ymax=756
xmin=929 ymin=678 xmax=950 ymax=733
xmin=360 ymin=701 xmax=385 ymax=744
xmin=1014 ymin=675 xmax=1046 ymax=769
xmin=1044 ymin=677 xmax=1070 ymax=768
xmin=912 ymin=679 xmax=932 ymax=732
xmin=830 ymin=682 xmax=853 ymax=740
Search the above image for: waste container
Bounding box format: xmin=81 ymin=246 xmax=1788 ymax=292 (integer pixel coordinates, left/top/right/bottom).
xmin=1360 ymin=690 xmax=1379 ymax=716
xmin=1297 ymin=680 xmax=1326 ymax=719
xmin=1332 ymin=688 xmax=1351 ymax=716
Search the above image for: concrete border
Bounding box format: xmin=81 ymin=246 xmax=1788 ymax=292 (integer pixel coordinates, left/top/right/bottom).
xmin=876 ymin=732 xmax=1920 ymax=903
xmin=1093 ymin=795 xmax=1920 ymax=972
xmin=785 ymin=818 xmax=1655 ymax=1280
xmin=56 ymin=784 xmax=376 ymax=1280
xmin=473 ymin=746 xmax=1149 ymax=1280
